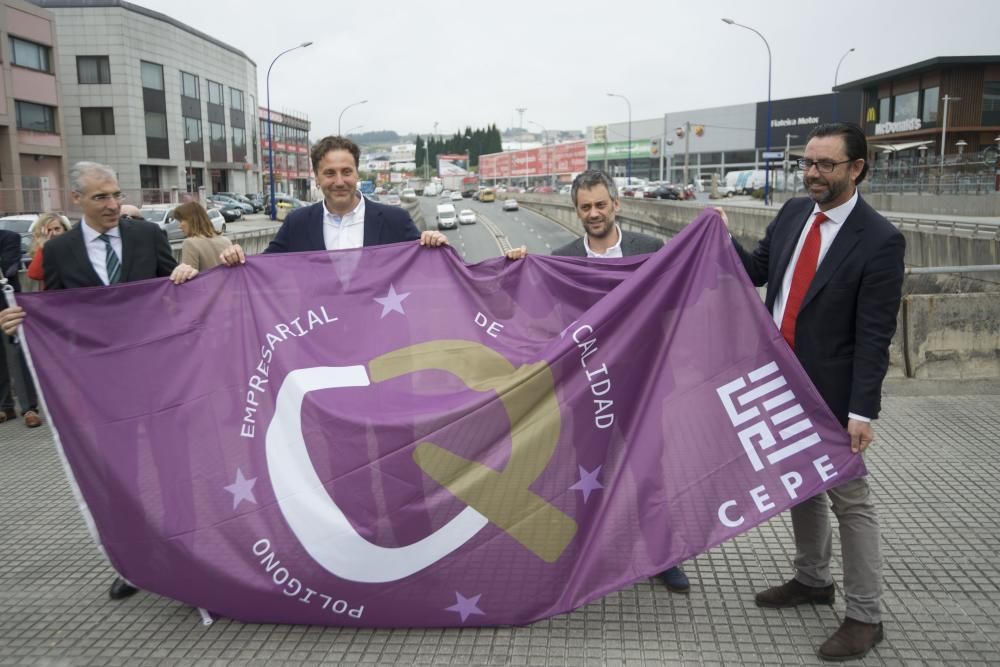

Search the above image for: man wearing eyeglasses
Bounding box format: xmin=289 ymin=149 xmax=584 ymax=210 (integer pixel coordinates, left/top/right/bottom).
xmin=730 ymin=123 xmax=904 ymax=661
xmin=0 ymin=161 xmax=199 ymax=601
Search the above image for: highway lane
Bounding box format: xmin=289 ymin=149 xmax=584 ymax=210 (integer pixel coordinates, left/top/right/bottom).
xmin=415 ymin=194 xmax=578 ymax=263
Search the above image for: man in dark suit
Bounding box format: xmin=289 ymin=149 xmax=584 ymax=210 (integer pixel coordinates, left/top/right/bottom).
xmin=510 ymin=170 xmax=689 ymax=594
xmin=0 ymin=228 xmax=41 ymax=427
xmin=731 ymin=123 xmax=905 ymax=661
xmin=0 ymin=161 xmax=199 ymax=601
xmin=221 ymin=135 xmax=446 ymax=265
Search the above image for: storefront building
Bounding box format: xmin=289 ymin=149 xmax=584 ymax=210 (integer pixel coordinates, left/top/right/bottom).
xmin=835 ymin=56 xmax=1000 ymax=188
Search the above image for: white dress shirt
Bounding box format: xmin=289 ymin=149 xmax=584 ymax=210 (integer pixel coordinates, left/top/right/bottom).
xmin=81 ymin=222 xmax=122 ymax=286
xmin=322 ymin=195 xmax=366 ymax=250
xmin=771 ymin=190 xmax=869 ymax=422
xmin=584 ymin=224 xmax=624 ymax=258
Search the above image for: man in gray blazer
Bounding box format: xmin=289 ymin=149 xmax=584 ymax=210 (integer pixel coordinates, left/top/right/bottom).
xmin=552 ymin=170 xmax=663 ymax=257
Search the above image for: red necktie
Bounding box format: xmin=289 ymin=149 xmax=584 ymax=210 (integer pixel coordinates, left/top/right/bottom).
xmin=780 ymin=212 xmax=828 ymax=347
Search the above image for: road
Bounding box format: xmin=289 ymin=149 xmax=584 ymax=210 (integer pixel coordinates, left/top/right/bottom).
xmin=415 ymin=194 xmax=578 ymax=263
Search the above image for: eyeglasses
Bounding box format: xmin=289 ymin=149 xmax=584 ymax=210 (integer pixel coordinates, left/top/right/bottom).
xmin=796 ymin=159 xmax=856 ymax=173
xmin=75 ymin=191 xmax=126 ymax=203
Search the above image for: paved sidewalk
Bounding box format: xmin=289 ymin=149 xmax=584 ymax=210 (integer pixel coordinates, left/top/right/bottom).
xmin=1 ymin=389 xmax=998 ymax=666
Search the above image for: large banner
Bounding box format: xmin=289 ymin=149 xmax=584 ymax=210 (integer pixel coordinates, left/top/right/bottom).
xmin=480 ymin=142 xmax=586 ymax=179
xmin=20 ymin=213 xmax=863 ymax=627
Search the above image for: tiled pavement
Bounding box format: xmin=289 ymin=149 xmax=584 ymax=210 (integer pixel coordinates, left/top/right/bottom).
xmin=1 ymin=389 xmax=998 ymax=666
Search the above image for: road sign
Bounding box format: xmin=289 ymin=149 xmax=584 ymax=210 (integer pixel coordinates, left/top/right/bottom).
xmin=762 ymin=151 xmax=784 ymax=161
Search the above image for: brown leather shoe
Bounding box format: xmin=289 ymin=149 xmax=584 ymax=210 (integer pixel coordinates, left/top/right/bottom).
xmin=755 ymin=578 xmax=835 ymax=608
xmin=818 ymin=618 xmax=884 ymax=661
xmin=23 ymin=410 xmax=42 ymax=428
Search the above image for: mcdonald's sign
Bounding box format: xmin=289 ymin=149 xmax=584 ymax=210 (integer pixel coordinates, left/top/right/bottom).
xmin=866 ymin=107 xmax=877 ymax=123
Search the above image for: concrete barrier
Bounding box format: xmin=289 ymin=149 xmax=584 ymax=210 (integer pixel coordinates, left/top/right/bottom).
xmin=900 ymin=293 xmax=1000 ymax=379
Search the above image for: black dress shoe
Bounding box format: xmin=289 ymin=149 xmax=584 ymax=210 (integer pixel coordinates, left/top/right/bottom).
xmin=818 ymin=618 xmax=884 ymax=661
xmin=108 ymin=576 xmax=139 ymax=600
xmin=755 ymin=578 xmax=835 ymax=608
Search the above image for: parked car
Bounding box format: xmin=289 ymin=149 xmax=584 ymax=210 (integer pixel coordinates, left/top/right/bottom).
xmin=140 ymin=206 xmax=184 ymax=240
xmin=216 ymin=192 xmax=261 ymax=212
xmin=208 ymin=195 xmax=253 ymax=214
xmin=142 ymin=203 xmax=232 ymax=241
xmin=647 ymin=184 xmax=683 ymax=200
xmin=502 ymin=198 xmax=519 ymax=211
xmin=0 ymin=214 xmax=38 ymax=269
xmin=458 ymin=209 xmax=477 ymax=225
xmin=435 ymin=203 xmax=457 ymax=230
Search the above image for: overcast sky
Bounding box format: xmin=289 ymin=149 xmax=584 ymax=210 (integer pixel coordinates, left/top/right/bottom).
xmin=134 ymin=0 xmax=998 ymax=139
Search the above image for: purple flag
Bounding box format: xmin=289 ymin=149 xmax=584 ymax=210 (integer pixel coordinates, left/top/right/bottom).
xmin=20 ymin=212 xmax=864 ymax=627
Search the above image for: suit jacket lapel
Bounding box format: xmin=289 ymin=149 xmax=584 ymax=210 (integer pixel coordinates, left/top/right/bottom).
xmin=773 ymin=203 xmax=812 ymax=293
xmin=70 ymin=224 xmax=103 ymax=286
xmin=362 ymin=203 xmax=381 ymax=247
xmin=800 ymin=200 xmax=866 ymax=312
xmin=308 ymin=204 xmax=325 ymax=250
xmin=119 ymin=219 xmax=136 ymax=281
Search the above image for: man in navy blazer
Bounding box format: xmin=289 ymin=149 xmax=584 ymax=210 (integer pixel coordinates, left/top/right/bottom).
xmin=221 ymin=136 xmax=446 ymax=265
xmin=731 ymin=123 xmax=904 ymax=661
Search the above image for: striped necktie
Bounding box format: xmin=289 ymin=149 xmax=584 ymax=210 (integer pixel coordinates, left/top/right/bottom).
xmin=98 ymin=233 xmax=121 ymax=284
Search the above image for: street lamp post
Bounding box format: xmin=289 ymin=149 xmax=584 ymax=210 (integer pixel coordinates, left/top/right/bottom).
xmin=832 ymin=47 xmax=855 ymax=121
xmin=607 ymin=93 xmax=632 ymax=182
xmin=939 ymin=94 xmax=961 ymax=189
xmin=337 ymin=99 xmax=367 ymax=136
xmin=267 ymin=41 xmax=313 ymax=220
xmin=183 ymin=139 xmax=193 ymax=193
xmin=722 ymin=18 xmax=772 ymax=204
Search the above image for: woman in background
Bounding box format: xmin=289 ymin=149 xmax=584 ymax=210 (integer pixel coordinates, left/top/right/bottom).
xmin=26 ymin=213 xmax=72 ymax=288
xmin=175 ymin=201 xmax=231 ymax=271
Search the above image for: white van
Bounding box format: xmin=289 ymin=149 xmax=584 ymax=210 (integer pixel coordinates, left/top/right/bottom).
xmin=435 ymin=203 xmax=457 ymax=230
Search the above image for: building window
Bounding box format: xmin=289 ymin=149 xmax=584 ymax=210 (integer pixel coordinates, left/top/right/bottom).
xmin=184 ymin=116 xmax=203 ymax=142
xmin=15 ymin=101 xmax=56 ymax=133
xmin=141 ymin=61 xmax=164 ymax=90
xmin=233 ymin=126 xmax=246 ymax=147
xmin=145 ymin=111 xmax=167 ymax=138
xmin=81 ymin=107 xmax=115 ymax=135
xmin=892 ymin=91 xmax=919 ymax=122
xmin=983 ymin=82 xmax=1000 ymax=126
xmin=208 ymin=80 xmax=224 ymax=106
xmin=11 ymin=36 xmax=51 ymax=72
xmin=921 ymin=86 xmax=940 ymax=124
xmin=140 ymin=165 xmax=160 ymax=189
xmin=878 ymin=97 xmax=890 ymax=123
xmin=209 ymin=121 xmax=225 ymax=142
xmin=77 ymin=56 xmax=111 ymax=84
xmin=181 ymin=71 xmax=200 ymax=99
xmin=230 ymin=88 xmax=244 ymax=111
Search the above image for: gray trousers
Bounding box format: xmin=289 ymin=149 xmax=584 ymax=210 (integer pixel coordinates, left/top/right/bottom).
xmin=2 ymin=334 xmax=38 ymax=415
xmin=790 ymin=476 xmax=881 ymax=624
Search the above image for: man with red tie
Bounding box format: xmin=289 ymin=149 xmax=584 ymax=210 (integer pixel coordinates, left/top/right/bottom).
xmin=732 ymin=122 xmax=905 ymax=661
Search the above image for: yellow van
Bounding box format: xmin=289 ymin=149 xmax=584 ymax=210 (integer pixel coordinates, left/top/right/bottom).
xmin=480 ymin=188 xmax=496 ymax=202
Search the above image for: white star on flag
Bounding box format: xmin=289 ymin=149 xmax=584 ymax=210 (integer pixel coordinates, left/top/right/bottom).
xmin=224 ymin=468 xmax=258 ymax=510
xmin=374 ymin=284 xmax=411 ymax=318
